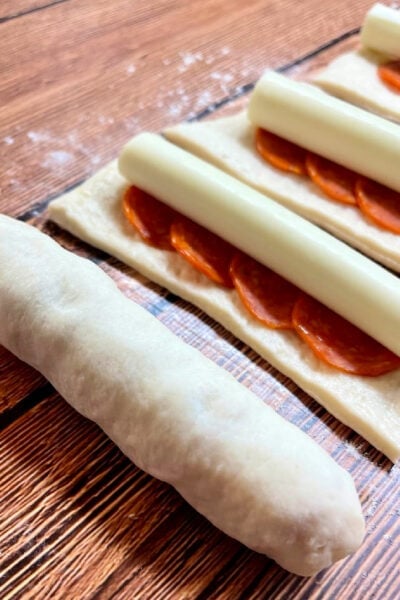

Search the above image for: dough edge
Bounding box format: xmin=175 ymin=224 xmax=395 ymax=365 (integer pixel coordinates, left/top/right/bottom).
xmin=313 ymin=49 xmax=400 ymax=122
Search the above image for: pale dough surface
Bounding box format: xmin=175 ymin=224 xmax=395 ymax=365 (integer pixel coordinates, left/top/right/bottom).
xmin=0 ymin=214 xmax=364 ymax=576
xmin=313 ymin=50 xmax=400 ymax=123
xmin=165 ymin=113 xmax=400 ymax=272
xmin=49 ymin=161 xmax=400 ymax=461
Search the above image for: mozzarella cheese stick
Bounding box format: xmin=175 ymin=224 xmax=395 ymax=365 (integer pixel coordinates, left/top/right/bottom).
xmin=0 ymin=214 xmax=365 ymax=576
xmin=118 ymin=132 xmax=400 ymax=358
xmin=248 ymin=71 xmax=400 ymax=193
xmin=361 ymin=3 xmax=400 ymax=57
xmin=48 ymin=157 xmax=400 ymax=460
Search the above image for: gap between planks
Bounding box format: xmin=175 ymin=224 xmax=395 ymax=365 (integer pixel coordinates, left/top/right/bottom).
xmin=0 ymin=0 xmax=71 ymax=25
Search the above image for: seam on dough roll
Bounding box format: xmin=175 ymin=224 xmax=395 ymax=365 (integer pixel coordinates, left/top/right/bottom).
xmin=0 ymin=215 xmax=364 ymax=577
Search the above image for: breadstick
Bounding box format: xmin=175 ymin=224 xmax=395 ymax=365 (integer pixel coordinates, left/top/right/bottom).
xmin=0 ymin=215 xmax=364 ymax=576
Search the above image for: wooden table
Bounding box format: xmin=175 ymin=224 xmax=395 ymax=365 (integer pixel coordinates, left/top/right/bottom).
xmin=1 ymin=1 xmax=399 ymax=598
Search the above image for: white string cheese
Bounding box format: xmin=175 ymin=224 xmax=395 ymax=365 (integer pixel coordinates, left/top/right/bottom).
xmin=361 ymin=3 xmax=400 ymax=58
xmin=247 ymin=71 xmax=400 ymax=194
xmin=118 ymin=133 xmax=400 ymax=357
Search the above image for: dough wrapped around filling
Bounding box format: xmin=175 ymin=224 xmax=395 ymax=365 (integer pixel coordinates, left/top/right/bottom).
xmin=0 ymin=215 xmax=364 ymax=576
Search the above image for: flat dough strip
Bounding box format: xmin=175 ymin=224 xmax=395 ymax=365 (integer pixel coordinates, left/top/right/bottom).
xmin=313 ymin=50 xmax=400 ymax=123
xmin=164 ymin=112 xmax=400 ymax=272
xmin=0 ymin=214 xmax=365 ymax=577
xmin=49 ymin=161 xmax=400 ymax=461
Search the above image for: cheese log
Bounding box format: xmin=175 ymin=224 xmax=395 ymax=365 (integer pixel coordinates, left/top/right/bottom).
xmin=118 ymin=132 xmax=400 ymax=358
xmin=247 ymin=71 xmax=400 ymax=194
xmin=0 ymin=214 xmax=364 ymax=576
xmin=361 ymin=3 xmax=400 ymax=58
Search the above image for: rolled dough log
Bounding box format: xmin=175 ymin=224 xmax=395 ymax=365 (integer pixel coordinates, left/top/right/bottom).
xmin=0 ymin=214 xmax=364 ymax=576
xmin=48 ymin=159 xmax=400 ymax=461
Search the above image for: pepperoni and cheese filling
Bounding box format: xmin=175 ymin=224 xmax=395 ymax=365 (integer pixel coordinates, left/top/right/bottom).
xmin=255 ymin=128 xmax=400 ymax=234
xmin=122 ymin=186 xmax=400 ymax=377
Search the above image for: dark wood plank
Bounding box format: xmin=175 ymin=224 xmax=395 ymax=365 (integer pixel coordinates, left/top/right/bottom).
xmin=0 ymin=378 xmax=397 ymax=599
xmin=0 ymin=347 xmax=45 ymax=414
xmin=1 ymin=0 xmax=371 ymax=219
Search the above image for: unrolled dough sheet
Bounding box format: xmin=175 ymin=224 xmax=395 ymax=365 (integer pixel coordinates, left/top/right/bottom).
xmin=313 ymin=50 xmax=400 ymax=123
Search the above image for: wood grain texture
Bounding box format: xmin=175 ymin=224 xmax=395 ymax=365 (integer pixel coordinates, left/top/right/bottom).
xmin=1 ymin=0 xmax=369 ymax=219
xmin=1 ymin=0 xmax=399 ymax=598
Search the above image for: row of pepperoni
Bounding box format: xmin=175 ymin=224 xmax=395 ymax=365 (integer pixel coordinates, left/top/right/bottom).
xmin=123 ymin=186 xmax=400 ymax=377
xmin=255 ymin=128 xmax=400 ymax=234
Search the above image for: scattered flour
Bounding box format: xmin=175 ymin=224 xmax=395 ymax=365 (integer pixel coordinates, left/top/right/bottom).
xmin=168 ymin=103 xmax=186 ymax=118
xmin=27 ymin=130 xmax=52 ymax=143
xmin=25 ymin=128 xmax=103 ymax=172
xmin=178 ymin=51 xmax=204 ymax=72
xmin=344 ymin=440 xmax=363 ymax=459
xmin=365 ymin=498 xmax=380 ymax=519
xmin=210 ymin=71 xmax=234 ymax=94
xmin=194 ymin=90 xmax=213 ymax=109
xmin=3 ymin=136 xmax=14 ymax=145
xmin=98 ymin=115 xmax=115 ymax=125
xmin=126 ymin=64 xmax=136 ymax=74
xmin=176 ymin=46 xmax=232 ymax=73
xmin=42 ymin=151 xmax=73 ymax=170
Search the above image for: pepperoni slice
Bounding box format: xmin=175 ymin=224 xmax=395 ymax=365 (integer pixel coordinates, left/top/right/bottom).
xmin=255 ymin=128 xmax=308 ymax=175
xmin=170 ymin=217 xmax=234 ymax=287
xmin=378 ymin=61 xmax=400 ymax=93
xmin=292 ymin=294 xmax=400 ymax=376
xmin=230 ymin=253 xmax=300 ymax=328
xmin=305 ymin=153 xmax=357 ymax=205
xmin=355 ymin=177 xmax=400 ymax=234
xmin=122 ymin=186 xmax=176 ymax=249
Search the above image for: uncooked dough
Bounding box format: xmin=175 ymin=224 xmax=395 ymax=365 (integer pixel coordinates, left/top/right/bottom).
xmin=0 ymin=214 xmax=365 ymax=577
xmin=48 ymin=159 xmax=400 ymax=461
xmin=313 ymin=50 xmax=400 ymax=123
